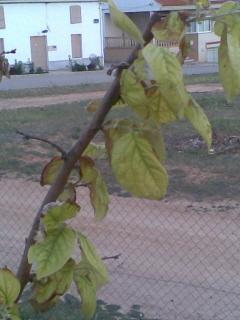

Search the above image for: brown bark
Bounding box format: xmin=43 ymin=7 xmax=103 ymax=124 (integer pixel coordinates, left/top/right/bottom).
xmin=16 ymin=12 xmax=161 ymax=299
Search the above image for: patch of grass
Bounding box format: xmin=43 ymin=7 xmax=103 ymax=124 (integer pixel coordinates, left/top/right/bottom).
xmin=1 ymin=90 xmax=240 ymax=200
xmin=0 ymin=83 xmax=110 ymax=99
xmin=183 ymin=73 xmax=220 ymax=85
xmin=19 ymin=293 xmax=149 ymax=320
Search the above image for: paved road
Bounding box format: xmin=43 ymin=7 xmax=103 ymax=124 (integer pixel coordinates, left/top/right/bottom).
xmin=0 ymin=63 xmax=219 ymax=91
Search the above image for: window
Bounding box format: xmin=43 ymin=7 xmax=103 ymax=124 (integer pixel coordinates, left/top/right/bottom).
xmin=186 ymin=22 xmax=196 ymax=33
xmin=71 ymin=34 xmax=82 ymax=58
xmin=198 ymin=20 xmax=211 ymax=32
xmin=186 ymin=20 xmax=211 ymax=33
xmin=0 ymin=6 xmax=5 ymax=29
xmin=70 ymin=5 xmax=81 ymax=24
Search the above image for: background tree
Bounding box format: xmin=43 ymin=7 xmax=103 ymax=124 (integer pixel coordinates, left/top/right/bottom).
xmin=0 ymin=0 xmax=240 ymax=319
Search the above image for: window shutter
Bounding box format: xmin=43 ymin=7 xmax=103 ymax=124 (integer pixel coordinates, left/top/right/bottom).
xmin=0 ymin=6 xmax=6 ymax=29
xmin=70 ymin=5 xmax=81 ymax=24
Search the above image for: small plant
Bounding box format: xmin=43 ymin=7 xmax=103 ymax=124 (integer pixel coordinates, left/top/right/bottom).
xmin=87 ymin=53 xmax=102 ymax=71
xmin=9 ymin=59 xmax=25 ymax=75
xmin=68 ymin=55 xmax=87 ymax=72
xmin=26 ymin=58 xmax=35 ymax=74
xmin=35 ymin=66 xmax=44 ymax=74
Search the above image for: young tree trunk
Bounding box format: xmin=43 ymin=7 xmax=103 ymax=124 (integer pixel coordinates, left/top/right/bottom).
xmin=16 ymin=12 xmax=162 ymax=299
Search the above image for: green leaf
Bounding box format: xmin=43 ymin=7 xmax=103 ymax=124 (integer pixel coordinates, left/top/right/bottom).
xmin=111 ymin=132 xmax=168 ymax=200
xmin=152 ymin=12 xmax=186 ymax=43
xmin=185 ymin=95 xmax=212 ymax=149
xmin=218 ymin=27 xmax=240 ymax=102
xmin=73 ymin=273 xmax=96 ymax=318
xmin=0 ymin=268 xmax=20 ymax=305
xmin=108 ymin=0 xmax=144 ymax=44
xmin=120 ymin=69 xmax=149 ymax=119
xmin=42 ymin=201 xmax=80 ymax=230
xmin=142 ymin=44 xmax=188 ymax=119
xmin=28 ymin=227 xmax=76 ymax=279
xmin=77 ymin=232 xmax=109 ymax=289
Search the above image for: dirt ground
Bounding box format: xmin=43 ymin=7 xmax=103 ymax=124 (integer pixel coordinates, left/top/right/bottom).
xmin=0 ymin=83 xmax=223 ymax=111
xmin=1 ymin=176 xmax=240 ymax=320
xmin=1 ymin=83 xmax=240 ymax=320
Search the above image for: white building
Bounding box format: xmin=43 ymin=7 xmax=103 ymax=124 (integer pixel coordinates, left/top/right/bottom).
xmin=0 ymin=0 xmax=104 ymax=71
xmin=102 ymin=0 xmax=162 ymax=62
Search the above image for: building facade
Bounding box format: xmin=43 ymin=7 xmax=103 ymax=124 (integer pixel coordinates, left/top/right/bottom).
xmin=102 ymin=0 xmax=162 ymax=63
xmin=0 ymin=0 xmax=103 ymax=71
xmin=103 ymin=0 xmax=231 ymax=63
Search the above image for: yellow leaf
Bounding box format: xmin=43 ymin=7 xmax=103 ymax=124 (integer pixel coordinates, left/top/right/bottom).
xmin=111 ymin=132 xmax=168 ymax=200
xmin=146 ymin=86 xmax=177 ymax=125
xmin=152 ymin=12 xmax=186 ymax=43
xmin=142 ymin=44 xmax=188 ymax=119
xmin=32 ymin=259 xmax=75 ymax=304
xmin=42 ymin=201 xmax=80 ymax=230
xmin=79 ymin=157 xmax=109 ymax=221
xmin=196 ymin=0 xmax=210 ymax=8
xmin=120 ymin=69 xmax=149 ymax=119
xmin=73 ymin=274 xmax=96 ymax=318
xmin=0 ymin=268 xmax=20 ymax=305
xmin=218 ymin=27 xmax=240 ymax=102
xmin=214 ymin=1 xmax=237 ymax=36
xmin=86 ymin=99 xmax=101 ymax=113
xmin=141 ymin=129 xmax=165 ymax=164
xmin=176 ymin=36 xmax=190 ymax=65
xmin=108 ymin=0 xmax=144 ymax=44
xmin=86 ymin=98 xmax=127 ymax=113
xmin=77 ymin=232 xmax=109 ymax=289
xmin=40 ymin=156 xmax=80 ymax=186
xmin=185 ymin=95 xmax=212 ymax=149
xmin=28 ymin=227 xmax=76 ymax=279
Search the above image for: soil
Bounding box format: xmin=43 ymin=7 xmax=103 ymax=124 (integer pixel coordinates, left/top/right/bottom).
xmin=1 ymin=83 xmax=240 ymax=319
xmin=0 ymin=83 xmax=223 ymax=111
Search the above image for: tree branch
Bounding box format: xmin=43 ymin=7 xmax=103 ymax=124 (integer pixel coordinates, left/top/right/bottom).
xmin=102 ymin=254 xmax=121 ymax=261
xmin=16 ymin=12 xmax=161 ymax=300
xmin=16 ymin=130 xmax=67 ymax=158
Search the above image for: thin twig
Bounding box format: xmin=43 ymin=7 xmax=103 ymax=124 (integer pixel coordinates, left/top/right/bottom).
xmin=0 ymin=49 xmax=16 ymax=55
xmin=102 ymin=254 xmax=121 ymax=261
xmin=16 ymin=130 xmax=67 ymax=158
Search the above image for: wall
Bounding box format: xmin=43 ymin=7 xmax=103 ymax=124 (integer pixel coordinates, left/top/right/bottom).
xmin=198 ymin=31 xmax=220 ymax=62
xmin=1 ymin=2 xmax=102 ymax=70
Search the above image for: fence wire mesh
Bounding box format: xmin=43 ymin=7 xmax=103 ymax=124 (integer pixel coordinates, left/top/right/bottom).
xmin=1 ymin=154 xmax=240 ymax=320
xmin=0 ymin=82 xmax=240 ymax=320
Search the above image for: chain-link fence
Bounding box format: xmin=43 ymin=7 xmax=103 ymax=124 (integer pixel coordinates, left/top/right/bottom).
xmin=1 ymin=153 xmax=240 ymax=320
xmin=0 ymin=83 xmax=240 ymax=319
